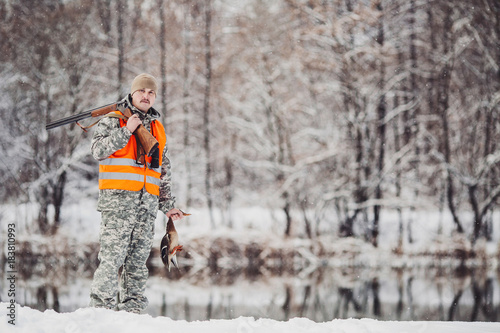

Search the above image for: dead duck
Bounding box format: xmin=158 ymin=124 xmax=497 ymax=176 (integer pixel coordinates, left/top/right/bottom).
xmin=160 ymin=212 xmax=190 ymax=271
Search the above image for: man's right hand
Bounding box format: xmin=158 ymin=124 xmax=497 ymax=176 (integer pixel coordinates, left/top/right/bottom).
xmin=166 ymin=208 xmax=188 ymax=221
xmin=126 ymin=114 xmax=141 ymax=133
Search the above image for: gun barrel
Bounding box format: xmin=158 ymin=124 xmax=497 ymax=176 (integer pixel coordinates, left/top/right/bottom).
xmin=45 ymin=111 xmax=92 ymax=130
xmin=45 ymin=102 xmax=117 ymax=130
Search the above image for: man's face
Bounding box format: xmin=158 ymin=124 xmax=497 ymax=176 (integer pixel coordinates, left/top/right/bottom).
xmin=131 ymin=88 xmax=156 ymax=112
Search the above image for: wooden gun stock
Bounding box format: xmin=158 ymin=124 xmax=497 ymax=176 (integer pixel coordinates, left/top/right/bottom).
xmin=90 ymin=103 xmax=118 ymax=117
xmin=120 ymin=108 xmax=159 ymax=157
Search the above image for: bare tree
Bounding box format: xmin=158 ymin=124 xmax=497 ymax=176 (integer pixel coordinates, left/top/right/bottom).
xmin=203 ymin=0 xmax=215 ymax=227
xmin=372 ymin=0 xmax=386 ymax=247
xmin=158 ymin=0 xmax=168 ymax=118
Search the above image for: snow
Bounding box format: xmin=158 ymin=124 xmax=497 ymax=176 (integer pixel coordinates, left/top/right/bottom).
xmin=1 ymin=303 xmax=499 ymax=333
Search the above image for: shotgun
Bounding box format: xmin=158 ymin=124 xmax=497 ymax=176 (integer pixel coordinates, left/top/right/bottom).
xmin=46 ymin=101 xmax=159 ymax=157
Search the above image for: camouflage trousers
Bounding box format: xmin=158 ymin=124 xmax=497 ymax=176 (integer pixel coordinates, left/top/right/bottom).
xmin=90 ymin=207 xmax=155 ymax=313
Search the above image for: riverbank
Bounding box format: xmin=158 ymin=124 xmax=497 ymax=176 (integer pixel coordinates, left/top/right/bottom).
xmin=4 ymin=227 xmax=499 ymax=282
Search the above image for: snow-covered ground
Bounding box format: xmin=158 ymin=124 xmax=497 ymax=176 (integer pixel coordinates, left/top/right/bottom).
xmin=1 ymin=303 xmax=499 ymax=333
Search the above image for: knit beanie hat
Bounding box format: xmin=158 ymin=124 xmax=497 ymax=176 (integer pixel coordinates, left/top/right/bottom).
xmin=131 ymin=73 xmax=158 ymax=95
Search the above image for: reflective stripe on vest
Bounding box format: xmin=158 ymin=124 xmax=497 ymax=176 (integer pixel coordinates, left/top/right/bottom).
xmin=98 ymin=113 xmax=166 ymax=196
xmin=99 ymin=158 xmax=162 ymax=194
xmin=100 ymin=157 xmax=161 ymax=174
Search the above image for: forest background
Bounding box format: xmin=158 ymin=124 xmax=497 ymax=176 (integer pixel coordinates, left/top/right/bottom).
xmin=1 ymin=0 xmax=500 ymax=252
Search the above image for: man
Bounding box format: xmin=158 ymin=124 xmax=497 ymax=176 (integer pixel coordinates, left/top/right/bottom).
xmin=89 ymin=73 xmax=185 ymax=313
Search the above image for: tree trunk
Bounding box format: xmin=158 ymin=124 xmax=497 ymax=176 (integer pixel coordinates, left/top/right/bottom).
xmin=51 ymin=171 xmax=67 ymax=235
xmin=406 ymin=0 xmax=419 ymax=244
xmin=203 ymin=0 xmax=215 ymax=227
xmin=37 ymin=185 xmax=50 ymax=234
xmin=436 ymin=3 xmax=464 ymax=233
xmin=97 ymin=0 xmax=112 ymax=46
xmin=182 ymin=4 xmax=193 ymax=208
xmin=116 ymin=0 xmax=125 ymax=98
xmin=276 ymin=116 xmax=292 ymax=237
xmin=394 ymin=47 xmax=403 ymax=252
xmin=338 ymin=0 xmax=358 ymax=238
xmin=158 ymin=0 xmax=167 ymax=119
xmin=300 ymin=196 xmax=312 ymax=239
xmin=373 ymin=0 xmax=386 ymax=248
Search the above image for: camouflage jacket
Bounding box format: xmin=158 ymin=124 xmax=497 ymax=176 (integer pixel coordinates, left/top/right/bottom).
xmin=91 ymin=95 xmax=176 ymax=215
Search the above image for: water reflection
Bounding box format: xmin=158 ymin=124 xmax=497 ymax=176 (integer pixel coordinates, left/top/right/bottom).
xmin=8 ymin=264 xmax=499 ymax=322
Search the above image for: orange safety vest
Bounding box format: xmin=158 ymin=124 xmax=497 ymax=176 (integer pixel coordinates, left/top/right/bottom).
xmin=98 ymin=111 xmax=166 ymax=196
